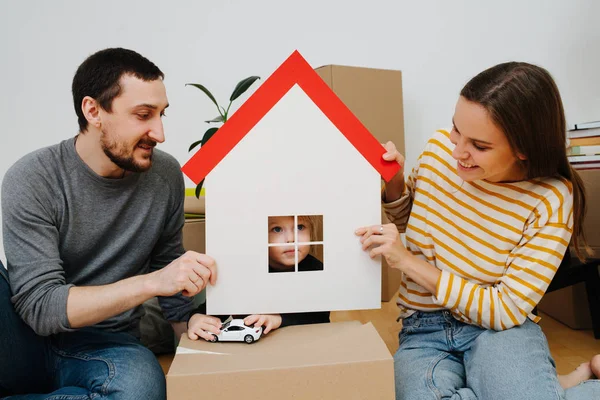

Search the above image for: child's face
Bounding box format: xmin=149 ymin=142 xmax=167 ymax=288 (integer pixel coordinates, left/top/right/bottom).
xmin=268 ymin=216 xmax=311 ymax=271
xmin=450 ymin=96 xmax=526 ymax=183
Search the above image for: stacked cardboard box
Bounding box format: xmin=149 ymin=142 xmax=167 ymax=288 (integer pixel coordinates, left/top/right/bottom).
xmin=182 ymin=217 xmax=205 ymax=255
xmin=183 ymin=194 xmax=206 ymax=307
xmin=315 ymin=64 xmax=405 ymax=302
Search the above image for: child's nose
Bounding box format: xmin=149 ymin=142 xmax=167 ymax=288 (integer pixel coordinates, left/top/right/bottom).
xmin=285 ymin=230 xmax=294 ymax=242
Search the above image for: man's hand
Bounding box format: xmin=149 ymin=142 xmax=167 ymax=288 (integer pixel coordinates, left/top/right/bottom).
xmin=66 ymin=251 xmax=217 ymax=330
xmin=187 ymin=314 xmax=222 ymax=341
xmin=148 ymin=251 xmax=217 ymax=297
xmin=244 ymin=314 xmax=282 ymax=334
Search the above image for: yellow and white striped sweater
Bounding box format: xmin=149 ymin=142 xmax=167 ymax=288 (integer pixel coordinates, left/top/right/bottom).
xmin=383 ymin=129 xmax=573 ymax=331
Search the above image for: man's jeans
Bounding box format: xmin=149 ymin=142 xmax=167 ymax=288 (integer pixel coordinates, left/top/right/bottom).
xmin=394 ymin=310 xmax=600 ymax=400
xmin=0 ymin=264 xmax=166 ymax=400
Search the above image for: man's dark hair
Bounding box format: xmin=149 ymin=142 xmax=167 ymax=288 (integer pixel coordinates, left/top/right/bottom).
xmin=72 ymin=48 xmax=164 ymax=132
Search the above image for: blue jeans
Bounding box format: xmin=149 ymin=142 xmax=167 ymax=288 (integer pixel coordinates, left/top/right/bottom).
xmin=394 ymin=310 xmax=600 ymax=400
xmin=0 ymin=264 xmax=166 ymax=399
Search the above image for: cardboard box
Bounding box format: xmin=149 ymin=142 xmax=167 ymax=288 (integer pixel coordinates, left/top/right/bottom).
xmin=167 ymin=321 xmax=394 ymax=399
xmin=183 ymin=195 xmax=205 ymax=215
xmin=316 ymin=64 xmax=405 ymax=301
xmin=182 ymin=217 xmax=206 ymax=307
xmin=381 ymin=209 xmax=402 ymax=301
xmin=537 ymin=169 xmax=600 ymax=329
xmin=314 ymin=65 xmax=405 ymax=156
xmin=577 ymin=169 xmax=600 ymax=255
xmin=538 ymin=282 xmax=592 ymax=330
xmin=182 ymin=218 xmax=205 ymax=254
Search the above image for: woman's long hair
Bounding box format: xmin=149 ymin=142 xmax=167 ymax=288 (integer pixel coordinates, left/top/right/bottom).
xmin=461 ymin=62 xmax=589 ymax=261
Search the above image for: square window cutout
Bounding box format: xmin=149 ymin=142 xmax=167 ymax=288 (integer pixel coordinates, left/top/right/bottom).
xmin=267 ymin=215 xmax=323 ymax=273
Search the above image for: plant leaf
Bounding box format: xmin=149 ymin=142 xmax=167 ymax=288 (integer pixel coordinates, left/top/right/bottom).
xmin=186 ymin=83 xmax=220 ymax=110
xmin=205 ymin=115 xmax=225 ymax=123
xmin=201 ymin=127 xmax=219 ymax=146
xmin=195 ymin=180 xmax=204 ymax=198
xmin=188 ymin=139 xmax=202 ymax=152
xmin=229 ymin=76 xmax=260 ymax=102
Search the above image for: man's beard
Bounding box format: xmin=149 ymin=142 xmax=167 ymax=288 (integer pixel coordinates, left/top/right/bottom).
xmin=101 ymin=129 xmax=155 ymax=173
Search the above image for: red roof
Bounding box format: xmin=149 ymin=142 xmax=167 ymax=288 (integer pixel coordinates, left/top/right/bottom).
xmin=181 ymin=50 xmax=400 ymax=184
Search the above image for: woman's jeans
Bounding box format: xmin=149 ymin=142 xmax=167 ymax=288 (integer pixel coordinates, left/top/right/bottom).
xmin=0 ymin=264 xmax=166 ymax=400
xmin=394 ymin=310 xmax=600 ymax=400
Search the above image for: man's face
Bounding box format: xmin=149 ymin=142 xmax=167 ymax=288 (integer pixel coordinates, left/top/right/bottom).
xmin=268 ymin=216 xmax=311 ymax=271
xmin=99 ymin=74 xmax=169 ymax=172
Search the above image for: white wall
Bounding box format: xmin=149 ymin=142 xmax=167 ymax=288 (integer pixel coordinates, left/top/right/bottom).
xmin=1 ymin=0 xmax=599 ymax=264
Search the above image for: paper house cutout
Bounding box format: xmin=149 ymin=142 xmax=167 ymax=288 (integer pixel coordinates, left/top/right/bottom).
xmin=182 ymin=51 xmax=399 ymax=315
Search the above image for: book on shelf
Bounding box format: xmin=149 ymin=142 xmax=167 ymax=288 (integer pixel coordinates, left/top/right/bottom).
xmin=574 ymin=121 xmax=600 ymax=130
xmin=567 ymin=145 xmax=600 ymax=156
xmin=568 ymin=136 xmax=600 ymax=147
xmin=568 ymin=127 xmax=600 ymax=140
xmin=568 ymin=154 xmax=600 ymax=163
xmin=572 ymin=161 xmax=600 ymax=170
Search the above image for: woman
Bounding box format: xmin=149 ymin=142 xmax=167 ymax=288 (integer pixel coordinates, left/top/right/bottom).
xmin=357 ymin=62 xmax=600 ymax=399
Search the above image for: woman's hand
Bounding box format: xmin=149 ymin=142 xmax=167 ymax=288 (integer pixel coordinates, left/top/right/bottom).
xmin=355 ymin=223 xmax=410 ymax=270
xmin=356 ymin=223 xmax=442 ymax=294
xmin=382 ymin=141 xmax=406 ymax=202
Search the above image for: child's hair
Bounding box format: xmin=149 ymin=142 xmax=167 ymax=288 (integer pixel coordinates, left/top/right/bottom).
xmin=460 ymin=62 xmax=589 ymax=261
xmin=298 ymin=215 xmax=323 ymax=260
xmin=298 ymin=215 xmax=321 ymax=241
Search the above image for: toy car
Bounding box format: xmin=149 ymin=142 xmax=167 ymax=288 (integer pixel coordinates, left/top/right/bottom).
xmin=210 ymin=319 xmax=263 ymax=344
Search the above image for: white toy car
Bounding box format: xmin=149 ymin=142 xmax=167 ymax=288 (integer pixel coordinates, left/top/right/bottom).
xmin=210 ymin=319 xmax=263 ymax=344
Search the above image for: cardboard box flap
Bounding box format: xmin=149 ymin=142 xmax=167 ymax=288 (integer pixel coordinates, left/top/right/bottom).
xmin=169 ymin=321 xmax=390 ymax=376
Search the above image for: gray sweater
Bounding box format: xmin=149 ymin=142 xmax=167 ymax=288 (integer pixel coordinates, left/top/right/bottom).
xmin=1 ymin=137 xmax=194 ymax=337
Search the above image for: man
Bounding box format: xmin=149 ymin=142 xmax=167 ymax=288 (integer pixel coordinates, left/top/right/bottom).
xmin=0 ymin=48 xmax=216 ymax=399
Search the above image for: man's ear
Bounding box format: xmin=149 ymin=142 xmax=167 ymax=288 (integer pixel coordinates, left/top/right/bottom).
xmin=81 ymin=96 xmax=102 ymax=129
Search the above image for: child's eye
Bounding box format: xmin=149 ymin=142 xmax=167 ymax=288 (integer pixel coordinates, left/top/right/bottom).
xmin=271 ymin=226 xmax=282 ymax=233
xmin=297 ymin=224 xmax=306 ymax=231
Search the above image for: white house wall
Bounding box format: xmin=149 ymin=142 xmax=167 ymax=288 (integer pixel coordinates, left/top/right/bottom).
xmin=206 ymin=84 xmax=382 ymax=315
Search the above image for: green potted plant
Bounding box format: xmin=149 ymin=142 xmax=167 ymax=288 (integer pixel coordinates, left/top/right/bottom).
xmin=186 ymin=76 xmax=261 ymax=198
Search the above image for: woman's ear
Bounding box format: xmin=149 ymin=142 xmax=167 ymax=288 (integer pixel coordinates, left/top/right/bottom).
xmin=517 ymin=152 xmax=527 ymax=161
xmin=81 ymin=96 xmax=102 ymax=129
